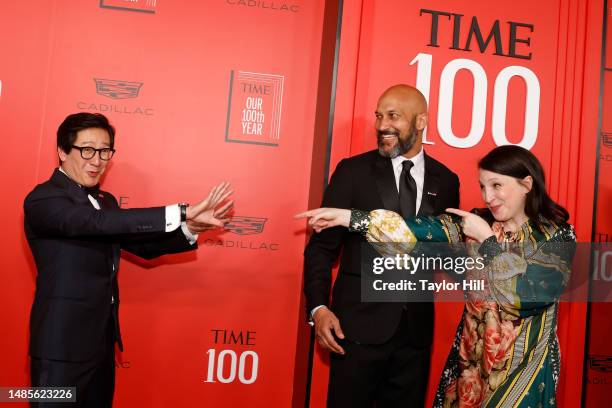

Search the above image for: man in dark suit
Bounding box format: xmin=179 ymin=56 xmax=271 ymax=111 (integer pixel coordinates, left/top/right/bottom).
xmin=24 ymin=112 xmax=233 ymax=407
xmin=303 ymin=85 xmax=460 ymax=407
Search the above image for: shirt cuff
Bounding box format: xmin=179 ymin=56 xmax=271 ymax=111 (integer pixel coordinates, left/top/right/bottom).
xmin=181 ymin=222 xmax=198 ymax=245
xmin=478 ymin=235 xmax=503 ymax=265
xmin=310 ymin=305 xmax=327 ymax=319
xmin=348 ymin=209 xmax=370 ymax=234
xmin=165 ymin=204 xmax=181 ymax=232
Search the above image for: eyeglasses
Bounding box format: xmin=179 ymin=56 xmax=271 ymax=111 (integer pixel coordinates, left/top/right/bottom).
xmin=71 ymin=145 xmax=116 ymax=161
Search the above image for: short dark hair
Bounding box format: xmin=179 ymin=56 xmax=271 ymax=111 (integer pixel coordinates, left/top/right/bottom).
xmin=57 ymin=112 xmax=115 ymax=155
xmin=478 ymin=145 xmax=569 ymax=225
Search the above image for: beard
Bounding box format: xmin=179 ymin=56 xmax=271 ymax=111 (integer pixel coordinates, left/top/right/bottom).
xmin=377 ymin=118 xmax=419 ymax=159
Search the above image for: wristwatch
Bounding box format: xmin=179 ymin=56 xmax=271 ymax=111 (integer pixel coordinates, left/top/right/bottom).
xmin=179 ymin=203 xmax=189 ymax=222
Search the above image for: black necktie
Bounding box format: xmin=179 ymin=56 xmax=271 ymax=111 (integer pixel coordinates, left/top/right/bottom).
xmin=399 ymin=160 xmax=417 ymax=217
xmin=83 ymin=185 xmax=100 ymax=196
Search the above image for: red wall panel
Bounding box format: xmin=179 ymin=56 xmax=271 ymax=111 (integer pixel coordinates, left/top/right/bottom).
xmin=1 ymin=1 xmax=325 ymax=406
xmin=0 ymin=0 xmax=605 ymax=406
xmin=584 ymin=3 xmax=612 ymax=406
xmin=311 ymin=1 xmax=603 ymax=407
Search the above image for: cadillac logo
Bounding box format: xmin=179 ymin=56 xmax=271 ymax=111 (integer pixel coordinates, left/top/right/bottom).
xmin=94 ymin=78 xmax=143 ymax=99
xmin=76 ymin=77 xmax=154 ymax=116
xmin=589 ymin=355 xmax=612 ymax=373
xmin=225 ymin=216 xmax=268 ymax=235
xmin=100 ymin=0 xmax=157 ymax=13
xmin=225 ymin=0 xmax=300 ymax=13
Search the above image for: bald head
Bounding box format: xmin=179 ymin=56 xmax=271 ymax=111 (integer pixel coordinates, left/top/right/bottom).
xmin=375 ymin=84 xmax=428 ymax=159
xmin=378 ymin=84 xmax=427 ymax=114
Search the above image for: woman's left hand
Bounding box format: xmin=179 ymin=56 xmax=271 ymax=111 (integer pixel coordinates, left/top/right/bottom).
xmin=295 ymin=208 xmax=351 ymax=233
xmin=445 ymin=208 xmax=495 ymax=243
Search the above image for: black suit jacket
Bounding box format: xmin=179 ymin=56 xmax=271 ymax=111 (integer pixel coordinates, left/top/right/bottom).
xmin=304 ymin=150 xmax=459 ymax=345
xmin=24 ymin=169 xmax=196 ymax=362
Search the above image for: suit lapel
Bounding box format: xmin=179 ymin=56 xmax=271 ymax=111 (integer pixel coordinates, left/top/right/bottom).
xmin=50 ymin=169 xmax=120 ymax=282
xmin=51 ymin=169 xmax=91 ymax=204
xmin=418 ymin=152 xmax=439 ymax=216
xmin=52 ymin=169 xmax=121 ymax=277
xmin=95 ymin=191 xmax=115 ymax=210
xmin=372 ymin=154 xmax=401 ymax=213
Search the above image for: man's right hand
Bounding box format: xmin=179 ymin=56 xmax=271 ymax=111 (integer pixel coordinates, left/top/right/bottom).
xmin=295 ymin=208 xmax=351 ymax=233
xmin=312 ymin=307 xmax=345 ymax=355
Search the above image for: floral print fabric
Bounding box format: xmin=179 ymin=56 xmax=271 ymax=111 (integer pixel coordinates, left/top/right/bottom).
xmin=350 ymin=209 xmax=576 ymax=408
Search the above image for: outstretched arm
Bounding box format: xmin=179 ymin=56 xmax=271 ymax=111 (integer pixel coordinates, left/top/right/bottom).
xmin=296 ymin=208 xmax=468 ymax=244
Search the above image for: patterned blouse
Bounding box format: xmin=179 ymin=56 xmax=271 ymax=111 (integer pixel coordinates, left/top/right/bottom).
xmin=348 ymin=209 xmax=576 ymax=408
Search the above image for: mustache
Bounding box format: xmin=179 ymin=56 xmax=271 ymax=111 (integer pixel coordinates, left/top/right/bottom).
xmin=377 ymin=130 xmax=399 ymax=138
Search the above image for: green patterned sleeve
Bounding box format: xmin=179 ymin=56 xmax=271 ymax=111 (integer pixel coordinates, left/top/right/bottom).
xmin=349 ymin=209 xmax=464 ymax=246
xmin=483 ymin=224 xmax=576 ymax=318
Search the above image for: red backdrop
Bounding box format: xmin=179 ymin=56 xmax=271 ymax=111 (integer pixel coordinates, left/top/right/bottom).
xmin=584 ymin=2 xmax=612 ymax=405
xmin=1 ymin=0 xmax=324 ymax=406
xmin=310 ymin=1 xmax=604 ymax=407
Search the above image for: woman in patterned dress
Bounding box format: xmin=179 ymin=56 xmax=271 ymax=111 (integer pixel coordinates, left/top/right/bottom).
xmin=297 ymin=145 xmax=576 ymax=408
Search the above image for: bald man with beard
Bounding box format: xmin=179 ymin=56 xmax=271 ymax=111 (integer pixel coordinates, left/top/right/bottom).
xmin=303 ymin=85 xmax=460 ymax=407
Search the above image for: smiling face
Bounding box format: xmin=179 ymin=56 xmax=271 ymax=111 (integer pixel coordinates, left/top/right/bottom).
xmin=479 ymin=169 xmax=532 ymax=224
xmin=58 ymin=127 xmax=111 ymax=187
xmin=374 ymin=85 xmax=427 ymax=159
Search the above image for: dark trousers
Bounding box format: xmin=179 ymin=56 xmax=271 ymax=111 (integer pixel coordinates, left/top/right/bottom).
xmin=327 ymin=310 xmax=431 ymax=408
xmin=30 ymin=320 xmax=115 ymax=408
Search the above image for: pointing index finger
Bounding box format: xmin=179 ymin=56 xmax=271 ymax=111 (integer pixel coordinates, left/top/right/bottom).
xmin=445 ymin=208 xmax=471 ymax=217
xmin=295 ymin=209 xmax=319 ymax=219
